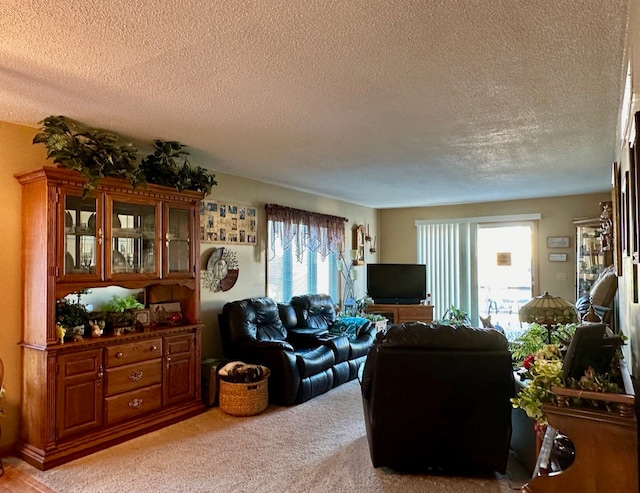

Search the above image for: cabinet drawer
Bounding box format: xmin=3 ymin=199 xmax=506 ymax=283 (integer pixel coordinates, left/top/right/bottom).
xmin=106 ymin=338 xmax=163 ymax=367
xmin=106 ymin=358 xmax=162 ymax=396
xmin=105 ymin=384 xmax=162 ymax=425
xmin=399 ymin=307 xmax=432 ymax=320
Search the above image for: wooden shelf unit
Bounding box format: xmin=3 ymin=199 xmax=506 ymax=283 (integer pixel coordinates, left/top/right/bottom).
xmin=366 ymin=303 xmax=433 ymax=325
xmin=15 ymin=167 xmax=206 ymax=470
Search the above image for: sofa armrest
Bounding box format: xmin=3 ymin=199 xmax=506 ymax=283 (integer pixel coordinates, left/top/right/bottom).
xmin=349 ymin=336 xmax=374 ymax=360
xmin=287 ymin=330 xmax=329 ymax=349
xmin=233 ymin=340 xmax=299 ymax=405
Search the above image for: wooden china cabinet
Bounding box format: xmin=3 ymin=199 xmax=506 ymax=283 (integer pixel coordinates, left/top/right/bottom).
xmin=15 ymin=166 xmax=206 ymax=470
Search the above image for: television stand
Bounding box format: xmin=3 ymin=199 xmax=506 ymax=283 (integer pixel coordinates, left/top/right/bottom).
xmin=366 ymin=304 xmax=433 ymax=325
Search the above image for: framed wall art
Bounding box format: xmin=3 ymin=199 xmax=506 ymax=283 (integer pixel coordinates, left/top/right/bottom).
xmin=200 ymin=201 xmax=258 ymax=245
xmin=549 ymin=253 xmax=567 ymax=262
xmin=547 ymin=236 xmax=570 ymax=248
xmin=611 ymin=161 xmax=622 ymax=275
xmin=133 ymin=309 xmax=151 ymax=327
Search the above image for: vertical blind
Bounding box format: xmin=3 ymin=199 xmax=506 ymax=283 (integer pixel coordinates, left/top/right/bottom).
xmin=417 ymin=222 xmax=475 ymax=322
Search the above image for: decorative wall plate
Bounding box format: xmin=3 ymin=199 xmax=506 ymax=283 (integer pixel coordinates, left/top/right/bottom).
xmin=203 ymin=247 xmax=239 ymax=292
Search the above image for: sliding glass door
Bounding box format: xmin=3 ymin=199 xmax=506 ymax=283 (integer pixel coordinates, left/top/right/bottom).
xmin=417 ymin=215 xmax=537 ymax=339
xmin=477 ymin=223 xmax=534 ymax=339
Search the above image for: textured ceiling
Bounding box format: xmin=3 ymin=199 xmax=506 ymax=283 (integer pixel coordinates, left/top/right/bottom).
xmin=0 ymin=0 xmax=630 ymax=208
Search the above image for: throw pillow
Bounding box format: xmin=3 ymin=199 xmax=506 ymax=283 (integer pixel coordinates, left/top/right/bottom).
xmin=589 ymin=265 xmax=618 ymax=308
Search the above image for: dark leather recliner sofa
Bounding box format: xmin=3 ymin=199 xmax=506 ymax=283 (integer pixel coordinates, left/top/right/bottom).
xmin=218 ymin=294 xmax=375 ymax=405
xmin=360 ymin=321 xmax=514 ymax=474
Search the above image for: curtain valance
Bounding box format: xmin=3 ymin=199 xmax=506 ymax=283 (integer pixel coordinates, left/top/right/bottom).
xmin=265 ymin=204 xmax=348 ymax=262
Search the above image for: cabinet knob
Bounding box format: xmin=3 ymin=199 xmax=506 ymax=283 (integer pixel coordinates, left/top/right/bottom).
xmin=150 ymin=346 xmax=157 ymax=352
xmin=116 ymin=352 xmax=123 ymax=358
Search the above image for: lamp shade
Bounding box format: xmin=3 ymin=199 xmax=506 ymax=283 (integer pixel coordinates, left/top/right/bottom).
xmin=518 ymin=292 xmax=579 ymax=326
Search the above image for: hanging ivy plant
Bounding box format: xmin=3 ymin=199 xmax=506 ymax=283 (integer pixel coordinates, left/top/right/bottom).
xmin=33 ymin=116 xmax=142 ymax=195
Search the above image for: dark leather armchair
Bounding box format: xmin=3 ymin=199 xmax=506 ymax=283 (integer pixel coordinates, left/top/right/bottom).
xmin=290 ymin=293 xmax=375 ymax=384
xmin=360 ymin=322 xmax=514 ymax=474
xmin=218 ymin=297 xmax=336 ymax=405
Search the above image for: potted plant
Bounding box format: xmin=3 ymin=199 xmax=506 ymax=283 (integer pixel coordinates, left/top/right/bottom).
xmin=56 ymin=298 xmax=90 ymax=338
xmin=97 ymin=294 xmax=144 ymax=333
xmin=139 ymin=140 xmax=217 ymax=195
xmin=511 ymin=323 xmax=623 ymax=426
xmin=438 ymin=304 xmax=471 ymax=326
xmin=510 ymin=322 xmax=576 ymax=365
xmin=354 ymin=296 xmax=388 ymax=331
xmin=33 ymin=115 xmax=142 ymax=195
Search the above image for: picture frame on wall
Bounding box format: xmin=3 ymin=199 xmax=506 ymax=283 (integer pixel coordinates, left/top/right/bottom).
xmin=633 ymin=111 xmax=640 ymax=263
xmin=612 ymin=161 xmax=623 ymax=276
xmin=200 ymin=201 xmax=258 ymax=246
xmin=547 ymin=236 xmax=570 ymax=248
xmin=549 ymin=253 xmax=567 ymax=262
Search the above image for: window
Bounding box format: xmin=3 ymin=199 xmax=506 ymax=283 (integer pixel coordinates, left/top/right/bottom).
xmin=267 ymin=230 xmax=339 ymax=302
xmin=265 ymin=204 xmax=345 ymax=303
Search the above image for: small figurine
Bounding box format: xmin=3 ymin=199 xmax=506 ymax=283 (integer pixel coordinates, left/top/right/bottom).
xmin=89 ymin=320 xmax=103 ymax=337
xmin=56 ymin=323 xmax=66 ymax=344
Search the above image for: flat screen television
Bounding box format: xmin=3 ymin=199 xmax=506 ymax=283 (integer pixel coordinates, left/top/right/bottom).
xmin=366 ymin=263 xmax=427 ymax=304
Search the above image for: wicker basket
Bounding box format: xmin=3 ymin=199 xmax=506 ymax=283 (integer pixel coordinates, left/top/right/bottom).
xmin=219 ymin=369 xmax=270 ymax=416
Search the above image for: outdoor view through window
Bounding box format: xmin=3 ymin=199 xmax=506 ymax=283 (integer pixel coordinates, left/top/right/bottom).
xmin=477 ymin=224 xmax=533 ymax=340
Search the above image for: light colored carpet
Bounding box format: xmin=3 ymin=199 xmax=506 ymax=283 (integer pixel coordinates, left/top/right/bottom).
xmin=6 ymin=380 xmax=529 ymax=492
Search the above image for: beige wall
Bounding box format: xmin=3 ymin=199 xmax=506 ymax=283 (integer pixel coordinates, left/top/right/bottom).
xmin=0 ymin=122 xmax=49 ymax=453
xmin=0 ymin=121 xmax=378 ymax=452
xmin=378 ymin=194 xmax=611 ymax=307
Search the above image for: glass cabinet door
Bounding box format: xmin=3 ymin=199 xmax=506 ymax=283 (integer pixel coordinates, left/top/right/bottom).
xmin=165 ymin=204 xmax=194 ymax=278
xmin=576 ymin=223 xmax=605 ymax=299
xmin=62 ymin=191 xmax=102 ymax=281
xmin=110 ymin=200 xmax=159 ymax=277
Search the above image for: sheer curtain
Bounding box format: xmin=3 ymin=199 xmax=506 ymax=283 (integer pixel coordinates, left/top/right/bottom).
xmin=265 ymin=204 xmax=346 ymax=261
xmin=265 ymin=204 xmax=347 ymax=302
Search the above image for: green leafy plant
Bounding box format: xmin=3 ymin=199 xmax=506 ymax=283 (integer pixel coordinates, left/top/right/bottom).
xmin=98 ymin=294 xmax=144 ymax=328
xmin=512 ymin=340 xmax=623 ymax=425
xmin=140 ymin=140 xmax=217 ymax=195
xmin=101 ymin=294 xmax=143 ymax=312
xmin=511 ymin=344 xmax=564 ymax=424
xmin=56 ymin=298 xmax=90 ymax=329
xmin=510 ymin=322 xmax=577 ymax=365
xmin=351 ymin=296 xmax=385 ymax=322
xmin=438 ymin=304 xmax=470 ymax=326
xmin=33 ymin=116 xmax=142 ymax=195
xmin=33 ymin=116 xmax=217 ymax=197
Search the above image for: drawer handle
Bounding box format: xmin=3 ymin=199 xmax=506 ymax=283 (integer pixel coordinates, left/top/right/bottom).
xmin=129 ymin=398 xmax=143 ymax=409
xmin=150 ymin=346 xmax=157 ymax=351
xmin=129 ymin=371 xmax=143 ymax=382
xmin=116 ymin=352 xmax=123 ymax=358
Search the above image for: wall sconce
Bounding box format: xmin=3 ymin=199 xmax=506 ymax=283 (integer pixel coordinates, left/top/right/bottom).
xmin=365 ymin=224 xmax=376 ymax=254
